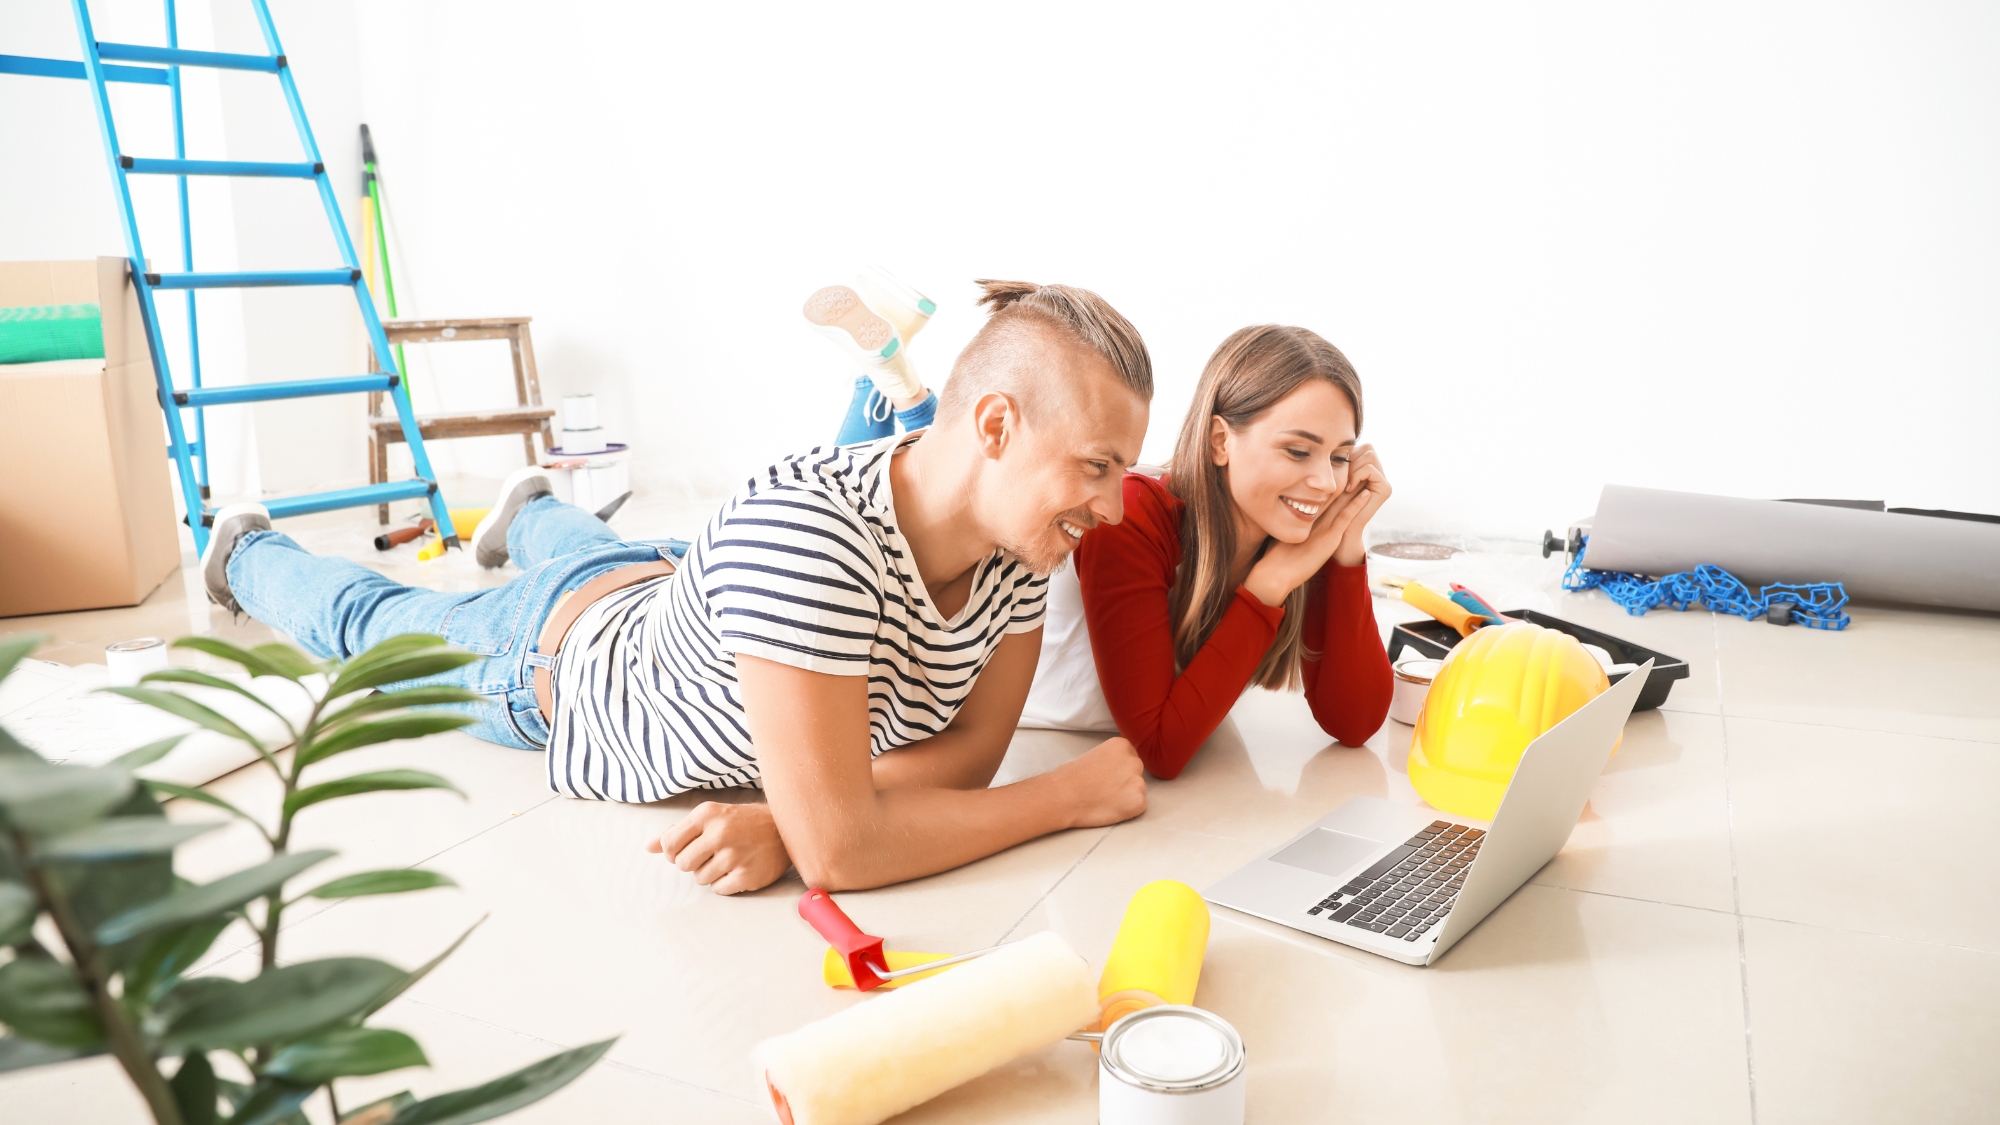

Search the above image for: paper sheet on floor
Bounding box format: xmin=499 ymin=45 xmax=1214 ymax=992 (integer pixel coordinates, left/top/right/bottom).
xmin=0 ymin=659 xmax=302 ymax=786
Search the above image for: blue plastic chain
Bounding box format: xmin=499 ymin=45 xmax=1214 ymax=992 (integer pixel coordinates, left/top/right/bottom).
xmin=1562 ymin=537 xmax=1851 ymax=630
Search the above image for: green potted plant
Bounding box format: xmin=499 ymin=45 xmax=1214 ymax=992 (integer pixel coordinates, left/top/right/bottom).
xmin=0 ymin=631 xmax=613 ymax=1125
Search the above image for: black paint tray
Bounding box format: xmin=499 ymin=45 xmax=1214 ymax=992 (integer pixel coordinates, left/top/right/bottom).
xmin=1385 ymin=609 xmax=1690 ymax=712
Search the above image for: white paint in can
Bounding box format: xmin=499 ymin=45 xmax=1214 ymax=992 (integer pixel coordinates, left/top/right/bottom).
xmin=105 ymin=637 xmax=169 ymax=687
xmin=1099 ymin=1005 xmax=1246 ymax=1125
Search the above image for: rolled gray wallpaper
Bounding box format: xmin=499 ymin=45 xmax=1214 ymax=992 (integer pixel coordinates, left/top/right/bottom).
xmin=1584 ymin=485 xmax=2000 ymax=611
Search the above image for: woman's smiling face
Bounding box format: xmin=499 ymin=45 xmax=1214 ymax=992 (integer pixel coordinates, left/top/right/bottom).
xmin=1209 ymin=379 xmax=1358 ymax=545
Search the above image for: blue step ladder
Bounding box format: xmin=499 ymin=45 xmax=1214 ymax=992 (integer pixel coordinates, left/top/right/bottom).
xmin=0 ymin=0 xmax=457 ymax=555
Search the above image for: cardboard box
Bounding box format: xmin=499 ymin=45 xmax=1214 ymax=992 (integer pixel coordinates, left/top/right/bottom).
xmin=0 ymin=258 xmax=181 ymax=617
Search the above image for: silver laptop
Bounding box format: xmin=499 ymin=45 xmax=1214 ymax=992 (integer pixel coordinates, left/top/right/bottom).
xmin=1205 ymin=660 xmax=1652 ymax=966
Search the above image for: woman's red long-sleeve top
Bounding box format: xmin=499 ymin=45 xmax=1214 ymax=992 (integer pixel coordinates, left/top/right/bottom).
xmin=1074 ymin=472 xmax=1393 ymax=779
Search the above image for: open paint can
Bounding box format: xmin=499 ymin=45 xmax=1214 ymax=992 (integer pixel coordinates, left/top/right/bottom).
xmin=1390 ymin=655 xmax=1443 ymax=725
xmin=105 ymin=637 xmax=169 ymax=687
xmin=1099 ymin=1005 xmax=1246 ymax=1125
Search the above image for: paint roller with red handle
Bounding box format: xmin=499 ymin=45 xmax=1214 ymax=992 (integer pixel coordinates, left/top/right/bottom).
xmin=797 ymin=889 xmax=1008 ymax=993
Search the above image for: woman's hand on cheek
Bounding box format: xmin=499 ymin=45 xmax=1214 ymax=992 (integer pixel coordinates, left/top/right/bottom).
xmin=1331 ymin=444 xmax=1391 ymax=567
xmin=1246 ymin=487 xmax=1367 ymax=604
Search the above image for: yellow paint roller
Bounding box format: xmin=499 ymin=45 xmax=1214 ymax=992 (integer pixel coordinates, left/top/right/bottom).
xmin=817 ymin=880 xmax=1212 ymax=1050
xmin=1095 ymin=879 xmax=1211 ymax=1030
xmin=757 ymin=931 xmax=1097 ymax=1125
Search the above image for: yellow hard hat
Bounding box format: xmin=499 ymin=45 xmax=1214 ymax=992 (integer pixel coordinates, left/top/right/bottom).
xmin=1408 ymin=622 xmax=1612 ymax=820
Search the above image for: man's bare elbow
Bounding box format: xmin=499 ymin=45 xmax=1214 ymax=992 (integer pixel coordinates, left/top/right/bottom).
xmin=791 ymin=845 xmax=867 ymax=892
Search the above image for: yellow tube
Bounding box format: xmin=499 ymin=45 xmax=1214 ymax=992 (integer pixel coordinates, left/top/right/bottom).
xmin=1401 ymin=581 xmax=1485 ymax=638
xmin=360 ymin=197 xmax=378 ymax=292
xmin=1095 ymin=880 xmax=1210 ymax=1031
xmin=821 ymin=947 xmax=955 ymax=990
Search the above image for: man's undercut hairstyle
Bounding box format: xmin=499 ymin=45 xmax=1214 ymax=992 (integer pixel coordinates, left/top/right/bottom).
xmin=936 ymin=279 xmax=1153 ymax=422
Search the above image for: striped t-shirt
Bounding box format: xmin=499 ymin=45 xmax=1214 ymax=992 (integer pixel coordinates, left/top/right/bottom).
xmin=544 ymin=432 xmax=1050 ymax=802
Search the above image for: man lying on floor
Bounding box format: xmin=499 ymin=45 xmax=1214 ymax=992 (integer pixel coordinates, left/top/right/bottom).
xmin=199 ymin=280 xmax=1153 ymax=893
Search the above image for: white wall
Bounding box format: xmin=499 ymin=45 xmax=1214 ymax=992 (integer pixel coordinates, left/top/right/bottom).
xmin=10 ymin=2 xmax=1998 ymax=534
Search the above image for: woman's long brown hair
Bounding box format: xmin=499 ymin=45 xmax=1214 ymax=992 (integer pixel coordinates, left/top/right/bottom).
xmin=1165 ymin=325 xmax=1364 ymax=690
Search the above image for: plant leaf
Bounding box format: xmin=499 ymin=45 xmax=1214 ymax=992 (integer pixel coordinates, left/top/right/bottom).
xmin=173 ymin=1049 xmax=220 ymax=1125
xmin=0 ymin=635 xmax=41 ymax=684
xmin=153 ymin=974 xmax=241 ymax=1033
xmin=0 ymin=1034 xmax=103 ymax=1073
xmin=360 ymin=918 xmax=482 ymax=1021
xmin=126 ymin=915 xmax=233 ymax=1007
xmin=326 ymin=651 xmax=483 ymax=703
xmin=322 ymin=637 xmax=454 ymax=699
xmin=250 ymin=644 xmax=322 ymax=681
xmin=170 ymin=636 xmax=297 ymax=682
xmin=49 ymin=787 xmax=178 ymax=958
xmin=284 ymin=771 xmax=462 ymax=818
xmin=297 ymin=714 xmax=474 ymax=769
xmin=0 ymin=761 xmax=133 ymax=836
xmin=163 ymin=957 xmax=406 ymax=1050
xmin=112 ymin=734 xmax=189 ymax=771
xmin=266 ymin=1026 xmax=428 ymax=1083
xmin=339 ymin=1091 xmax=416 ymax=1125
xmin=313 ymin=687 xmax=484 ymax=733
xmin=143 ymin=781 xmax=265 ymax=834
xmin=0 ymin=726 xmax=41 ymax=765
xmin=140 ymin=670 xmax=294 ymax=731
xmin=96 ymin=849 xmax=335 ymax=946
xmin=38 ymin=817 xmax=219 ymax=860
xmin=305 ymin=869 xmax=456 ymax=900
xmin=97 ymin=687 xmax=263 ymax=753
xmin=221 ymin=1077 xmax=315 ymax=1125
xmin=0 ymin=882 xmax=35 ymax=945
xmin=388 ymin=1038 xmax=615 ymax=1125
xmin=0 ymin=957 xmax=103 ymax=1048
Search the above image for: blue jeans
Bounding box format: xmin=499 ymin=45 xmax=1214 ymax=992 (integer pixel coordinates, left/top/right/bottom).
xmin=835 ymin=375 xmax=936 ymax=445
xmin=229 ymin=496 xmax=687 ymax=751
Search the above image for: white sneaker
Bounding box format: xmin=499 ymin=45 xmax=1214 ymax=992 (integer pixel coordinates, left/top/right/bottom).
xmin=855 ymin=266 xmax=935 ymax=347
xmin=804 ymin=284 xmax=901 ymax=365
xmin=472 ymin=465 xmax=555 ymax=568
xmin=201 ymin=503 xmax=272 ymax=613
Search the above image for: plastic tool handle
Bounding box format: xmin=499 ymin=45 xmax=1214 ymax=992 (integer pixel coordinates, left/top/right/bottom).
xmin=798 ymin=889 xmax=888 ymax=992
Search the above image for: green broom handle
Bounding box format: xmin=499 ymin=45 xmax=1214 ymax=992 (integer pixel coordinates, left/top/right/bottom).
xmin=360 ymin=124 xmax=409 ymax=392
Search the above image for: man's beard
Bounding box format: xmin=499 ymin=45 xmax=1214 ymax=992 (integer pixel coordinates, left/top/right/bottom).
xmin=999 ymin=528 xmax=1076 ymax=578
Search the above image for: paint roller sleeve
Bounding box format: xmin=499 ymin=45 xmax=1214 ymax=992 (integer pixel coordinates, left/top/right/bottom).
xmin=755 ymin=931 xmax=1098 ymax=1125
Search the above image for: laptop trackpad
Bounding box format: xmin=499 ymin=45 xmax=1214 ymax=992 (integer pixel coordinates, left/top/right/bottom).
xmin=1270 ymin=829 xmax=1382 ymax=878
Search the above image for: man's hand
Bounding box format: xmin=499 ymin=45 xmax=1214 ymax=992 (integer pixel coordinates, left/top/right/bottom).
xmin=645 ymin=801 xmax=791 ymax=895
xmin=1050 ymin=736 xmax=1148 ymax=827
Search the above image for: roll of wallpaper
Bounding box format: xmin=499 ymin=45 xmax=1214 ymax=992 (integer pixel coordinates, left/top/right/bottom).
xmin=1585 ymin=485 xmax=2000 ymax=612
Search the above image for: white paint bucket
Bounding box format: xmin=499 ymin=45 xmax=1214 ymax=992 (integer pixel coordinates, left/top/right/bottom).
xmin=1099 ymin=1005 xmax=1246 ymax=1125
xmin=105 ymin=637 xmax=169 ymax=687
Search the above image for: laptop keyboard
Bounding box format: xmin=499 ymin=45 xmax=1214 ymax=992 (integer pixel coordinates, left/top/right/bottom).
xmin=1306 ymin=820 xmax=1482 ymax=942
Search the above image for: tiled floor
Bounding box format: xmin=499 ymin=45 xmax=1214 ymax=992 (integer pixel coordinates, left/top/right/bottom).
xmin=3 ymin=513 xmax=1996 ymax=1123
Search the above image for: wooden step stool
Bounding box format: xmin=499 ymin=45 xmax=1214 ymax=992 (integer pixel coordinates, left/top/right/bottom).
xmin=367 ymin=316 xmax=555 ymax=523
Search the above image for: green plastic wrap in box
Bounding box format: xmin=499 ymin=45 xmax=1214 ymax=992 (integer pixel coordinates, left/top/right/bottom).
xmin=0 ymin=303 xmax=105 ymax=364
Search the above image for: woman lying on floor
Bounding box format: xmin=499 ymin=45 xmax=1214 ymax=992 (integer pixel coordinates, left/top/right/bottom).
xmin=1022 ymin=323 xmax=1395 ymax=776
